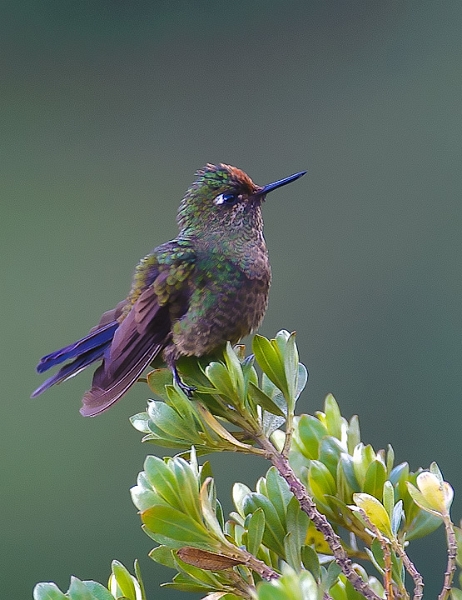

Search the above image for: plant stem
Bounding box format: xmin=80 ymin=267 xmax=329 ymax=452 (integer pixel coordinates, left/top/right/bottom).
xmin=391 ymin=541 xmax=423 ymax=600
xmin=239 ymin=549 xmax=279 ymax=581
xmin=356 ymin=509 xmax=408 ymax=600
xmin=256 ymin=434 xmax=382 ymax=600
xmin=281 ymin=412 xmax=293 ymax=457
xmin=438 ymin=515 xmax=457 ymax=600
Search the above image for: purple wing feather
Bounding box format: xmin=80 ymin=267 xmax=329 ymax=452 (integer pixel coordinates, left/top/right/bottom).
xmin=33 ymin=242 xmax=195 ymax=415
xmin=79 ymin=287 xmax=172 ymax=416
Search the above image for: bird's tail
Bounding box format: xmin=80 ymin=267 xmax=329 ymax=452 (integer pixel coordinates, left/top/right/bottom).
xmin=32 ymin=290 xmax=169 ymax=416
xmin=78 ymin=290 xmax=169 ymax=416
xmin=31 ymin=321 xmax=118 ymax=398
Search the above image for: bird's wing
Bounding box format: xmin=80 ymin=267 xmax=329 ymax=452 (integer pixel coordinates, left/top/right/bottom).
xmin=80 ymin=240 xmax=196 ymax=416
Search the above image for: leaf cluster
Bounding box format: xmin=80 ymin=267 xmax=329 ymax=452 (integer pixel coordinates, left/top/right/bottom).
xmin=290 ymin=395 xmax=443 ymax=548
xmin=33 ymin=331 xmax=462 ymax=600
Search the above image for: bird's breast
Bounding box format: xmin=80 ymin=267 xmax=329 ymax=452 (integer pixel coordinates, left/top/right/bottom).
xmin=170 ymin=253 xmax=270 ymax=358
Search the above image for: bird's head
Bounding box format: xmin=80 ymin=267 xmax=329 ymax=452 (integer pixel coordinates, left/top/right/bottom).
xmin=177 ymin=163 xmax=305 ymax=238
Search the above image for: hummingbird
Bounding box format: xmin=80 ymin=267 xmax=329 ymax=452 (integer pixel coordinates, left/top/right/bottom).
xmin=32 ymin=164 xmax=306 ymax=416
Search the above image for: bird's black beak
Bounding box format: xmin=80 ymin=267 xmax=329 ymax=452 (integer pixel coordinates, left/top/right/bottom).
xmin=257 ymin=170 xmax=307 ymax=196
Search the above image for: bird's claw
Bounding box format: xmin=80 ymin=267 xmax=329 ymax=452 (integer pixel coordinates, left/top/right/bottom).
xmin=172 ymin=366 xmax=196 ymax=398
xmin=177 ymin=379 xmax=196 ymax=398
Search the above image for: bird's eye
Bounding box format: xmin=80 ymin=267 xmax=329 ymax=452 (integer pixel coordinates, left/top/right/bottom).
xmin=214 ymin=192 xmax=239 ymax=206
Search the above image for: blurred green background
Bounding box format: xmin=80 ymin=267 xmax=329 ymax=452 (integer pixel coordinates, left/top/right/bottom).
xmin=2 ymin=1 xmax=462 ymax=597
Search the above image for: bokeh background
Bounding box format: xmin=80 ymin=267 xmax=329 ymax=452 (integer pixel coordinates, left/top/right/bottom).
xmin=3 ymin=1 xmax=462 ymax=597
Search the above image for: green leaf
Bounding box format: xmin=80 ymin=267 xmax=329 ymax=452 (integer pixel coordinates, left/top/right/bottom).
xmin=130 ymin=480 xmax=162 ymax=512
xmin=143 ymin=456 xmax=187 ymax=512
xmin=301 ymin=545 xmax=320 ymax=581
xmin=146 ymin=401 xmax=201 ymax=443
xmin=246 ymin=507 xmax=265 ymax=556
xmin=33 ymin=583 xmax=68 ymax=600
xmin=81 ymin=582 xmax=115 ymax=600
xmin=248 ymin=382 xmax=286 ymax=417
xmin=391 ymin=500 xmax=404 ymax=536
xmin=194 ymin=403 xmax=253 ymax=451
xmin=141 ymin=505 xmax=216 ymax=548
xmin=318 ymin=436 xmax=344 ymax=480
xmin=164 ymin=385 xmax=203 ymax=431
xmin=429 ymin=461 xmax=444 ymax=482
xmin=407 ymin=471 xmax=453 ymax=517
xmin=260 ymin=376 xmax=287 ymax=436
xmin=295 ymin=415 xmax=328 ymax=459
xmin=343 ymin=578 xmax=369 ymax=600
xmin=130 ymin=411 xmax=151 ymax=434
xmin=266 ymin=467 xmax=292 ymax=523
xmin=335 ymin=462 xmax=355 ymax=504
xmin=352 ymin=443 xmax=376 ymax=487
xmin=68 ymin=577 xmax=93 ymax=600
xmin=243 ymin=493 xmax=286 ymax=556
xmin=308 ymin=460 xmax=337 ymax=499
xmin=205 ymin=361 xmax=236 ymax=398
xmin=451 ymin=589 xmax=462 ymax=600
xmin=363 ymin=460 xmax=387 ymax=499
xmin=171 ymin=458 xmax=205 ymax=521
xmin=199 ymin=478 xmax=228 ymax=544
xmin=133 ymin=560 xmax=146 ymax=600
xmin=295 ymin=364 xmax=308 ymax=402
xmin=382 ymin=480 xmax=394 ymax=521
xmin=324 ymin=394 xmax=342 ymax=439
xmin=163 ymin=578 xmax=210 ymax=593
xmin=223 ymin=342 xmax=245 ymax=400
xmin=253 ymin=334 xmax=288 ymax=397
xmin=283 ymin=532 xmax=299 ymax=571
xmin=111 ymin=560 xmax=136 ymax=600
xmin=352 ymin=493 xmax=393 ymax=539
xmin=338 ymin=454 xmax=361 ymax=494
xmin=149 ymin=545 xmax=176 ymax=568
xmin=389 ymin=462 xmax=409 ymax=498
xmin=386 ymin=444 xmax=395 ymax=474
xmin=347 ymin=415 xmax=361 ymax=454
xmin=330 ymin=579 xmax=348 ymax=600
xmin=168 ymin=560 xmax=223 ymax=589
xmin=146 ymin=368 xmax=173 ymax=399
xmin=405 ymin=509 xmax=442 ymax=540
xmin=284 ymin=497 xmax=309 ymax=570
xmin=324 ymin=561 xmax=342 ymax=590
xmin=279 ymin=330 xmax=298 ymax=407
xmin=232 ymin=482 xmax=252 ymax=517
xmin=257 ymin=570 xmax=319 ymax=600
xmin=286 ymin=496 xmax=309 ymax=546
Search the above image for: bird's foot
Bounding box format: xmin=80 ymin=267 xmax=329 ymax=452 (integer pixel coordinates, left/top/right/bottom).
xmin=172 ymin=365 xmax=196 ymax=398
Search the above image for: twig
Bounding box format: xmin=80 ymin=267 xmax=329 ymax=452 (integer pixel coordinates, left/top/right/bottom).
xmin=381 ymin=537 xmax=393 ymax=600
xmin=438 ymin=515 xmax=457 ymax=600
xmin=256 ymin=434 xmax=382 ymax=600
xmin=239 ymin=549 xmax=280 ymax=581
xmin=356 ymin=508 xmax=403 ymax=600
xmin=281 ymin=412 xmax=293 ymax=457
xmin=391 ymin=541 xmax=423 ymax=600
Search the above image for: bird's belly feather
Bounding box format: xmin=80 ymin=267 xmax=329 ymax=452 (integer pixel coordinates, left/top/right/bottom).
xmin=171 ymin=271 xmax=270 ymax=357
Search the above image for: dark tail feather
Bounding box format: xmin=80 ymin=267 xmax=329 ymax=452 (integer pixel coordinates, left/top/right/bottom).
xmin=79 ymin=343 xmax=163 ymax=417
xmin=79 ymin=289 xmax=170 ymax=416
xmin=31 ymin=346 xmax=107 ymax=398
xmin=36 ymin=322 xmax=118 ymax=373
